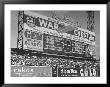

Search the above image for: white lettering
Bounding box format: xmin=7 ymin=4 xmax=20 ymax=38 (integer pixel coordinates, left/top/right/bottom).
xmin=89 ymin=69 xmax=93 ymax=76
xmin=80 ymin=69 xmax=84 ymax=76
xmin=14 ymin=69 xmax=18 ymax=72
xmin=84 ymin=69 xmax=88 ymax=76
xmin=67 ymin=70 xmax=71 ymax=73
xmin=39 ymin=18 xmax=48 ymax=28
xmin=93 ymin=68 xmax=96 ymax=76
xmin=47 ymin=22 xmax=53 ymax=29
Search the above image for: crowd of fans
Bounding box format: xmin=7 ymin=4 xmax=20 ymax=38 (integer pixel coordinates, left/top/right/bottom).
xmin=11 ymin=52 xmax=100 ymax=73
xmin=10 ymin=48 xmax=100 ymax=77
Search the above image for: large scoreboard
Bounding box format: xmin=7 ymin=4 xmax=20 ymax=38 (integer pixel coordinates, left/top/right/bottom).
xmin=19 ymin=11 xmax=96 ymax=58
xmin=43 ymin=34 xmax=87 ymax=57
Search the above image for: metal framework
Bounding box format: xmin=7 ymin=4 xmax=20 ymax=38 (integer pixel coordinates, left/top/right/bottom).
xmin=17 ymin=11 xmax=24 ymax=49
xmin=86 ymin=11 xmax=96 ymax=59
xmin=87 ymin=11 xmax=95 ymax=32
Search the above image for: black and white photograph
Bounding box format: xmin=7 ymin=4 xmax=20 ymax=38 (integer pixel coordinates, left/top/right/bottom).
xmin=11 ymin=10 xmax=99 ymax=77
xmin=4 ymin=4 xmax=107 ymax=84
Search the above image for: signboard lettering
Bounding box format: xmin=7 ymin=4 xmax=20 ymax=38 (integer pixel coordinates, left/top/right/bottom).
xmin=23 ymin=25 xmax=43 ymax=51
xmin=57 ymin=67 xmax=98 ymax=77
xmin=11 ymin=66 xmax=52 ymax=77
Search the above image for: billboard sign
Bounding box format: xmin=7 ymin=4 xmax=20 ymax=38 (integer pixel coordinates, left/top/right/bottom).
xmin=57 ymin=67 xmax=99 ymax=77
xmin=11 ymin=65 xmax=52 ymax=77
xmin=23 ymin=23 xmax=43 ymax=51
xmin=23 ymin=11 xmax=95 ymax=45
xmin=11 ymin=65 xmax=99 ymax=77
xmin=58 ymin=67 xmax=79 ymax=77
xmin=24 ymin=11 xmax=64 ymax=31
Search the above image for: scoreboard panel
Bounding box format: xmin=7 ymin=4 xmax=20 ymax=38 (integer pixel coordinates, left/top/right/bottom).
xmin=23 ymin=24 xmax=43 ymax=51
xmin=43 ymin=33 xmax=88 ymax=57
xmin=21 ymin=11 xmax=96 ymax=58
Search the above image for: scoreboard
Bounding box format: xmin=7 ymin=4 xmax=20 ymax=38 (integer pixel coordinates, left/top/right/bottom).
xmin=19 ymin=11 xmax=96 ymax=58
xmin=43 ymin=34 xmax=64 ymax=55
xmin=43 ymin=33 xmax=87 ymax=57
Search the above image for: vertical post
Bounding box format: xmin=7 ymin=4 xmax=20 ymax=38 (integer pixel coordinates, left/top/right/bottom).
xmin=17 ymin=11 xmax=24 ymax=49
xmin=87 ymin=11 xmax=95 ymax=32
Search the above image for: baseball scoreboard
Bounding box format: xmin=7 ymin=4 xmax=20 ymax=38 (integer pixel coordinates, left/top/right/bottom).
xmin=19 ymin=11 xmax=96 ymax=58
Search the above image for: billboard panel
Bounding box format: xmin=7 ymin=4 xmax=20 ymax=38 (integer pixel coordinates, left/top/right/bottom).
xmin=11 ymin=65 xmax=52 ymax=77
xmin=23 ymin=23 xmax=43 ymax=51
xmin=58 ymin=67 xmax=80 ymax=77
xmin=57 ymin=67 xmax=99 ymax=77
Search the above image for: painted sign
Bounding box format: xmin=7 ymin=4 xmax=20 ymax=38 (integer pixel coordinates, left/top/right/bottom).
xmin=11 ymin=65 xmax=52 ymax=77
xmin=57 ymin=67 xmax=99 ymax=77
xmin=23 ymin=23 xmax=43 ymax=51
xmin=23 ymin=11 xmax=95 ymax=45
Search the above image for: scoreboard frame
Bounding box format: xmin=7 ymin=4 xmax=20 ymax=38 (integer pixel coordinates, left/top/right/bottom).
xmin=17 ymin=11 xmax=96 ymax=58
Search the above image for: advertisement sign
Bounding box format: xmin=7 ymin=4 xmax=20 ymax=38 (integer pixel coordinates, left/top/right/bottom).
xmin=79 ymin=68 xmax=98 ymax=77
xmin=11 ymin=65 xmax=98 ymax=77
xmin=23 ymin=23 xmax=43 ymax=51
xmin=24 ymin=11 xmax=64 ymax=32
xmin=23 ymin=11 xmax=95 ymax=45
xmin=57 ymin=67 xmax=99 ymax=77
xmin=11 ymin=65 xmax=52 ymax=77
xmin=58 ymin=67 xmax=79 ymax=77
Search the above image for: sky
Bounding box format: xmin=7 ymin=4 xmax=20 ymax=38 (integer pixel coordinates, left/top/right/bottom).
xmin=11 ymin=11 xmax=100 ymax=60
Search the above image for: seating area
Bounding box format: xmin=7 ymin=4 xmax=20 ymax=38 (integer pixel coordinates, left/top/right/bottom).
xmin=11 ymin=52 xmax=100 ymax=74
